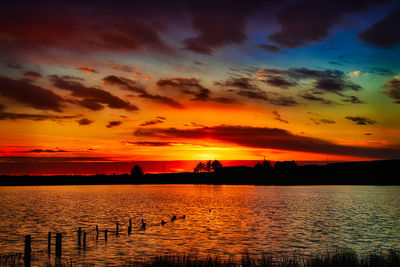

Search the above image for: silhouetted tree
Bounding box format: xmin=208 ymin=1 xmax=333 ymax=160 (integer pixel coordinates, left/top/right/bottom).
xmin=255 ymin=160 xmax=271 ymax=170
xmin=211 ymin=160 xmax=223 ymax=171
xmin=262 ymin=160 xmax=271 ymax=168
xmin=254 ymin=162 xmax=264 ymax=169
xmin=194 ymin=162 xmax=206 ymax=173
xmin=205 ymin=160 xmax=212 ymax=172
xmin=131 ymin=165 xmax=143 ymax=176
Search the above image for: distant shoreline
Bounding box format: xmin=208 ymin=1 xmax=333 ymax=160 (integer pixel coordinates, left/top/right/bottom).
xmin=0 ymin=159 xmax=399 ymax=186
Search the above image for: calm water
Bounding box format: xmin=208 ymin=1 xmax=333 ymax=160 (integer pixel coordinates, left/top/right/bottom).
xmin=0 ymin=185 xmax=399 ymax=265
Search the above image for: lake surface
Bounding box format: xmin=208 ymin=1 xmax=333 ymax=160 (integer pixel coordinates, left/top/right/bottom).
xmin=0 ymin=185 xmax=399 ymax=265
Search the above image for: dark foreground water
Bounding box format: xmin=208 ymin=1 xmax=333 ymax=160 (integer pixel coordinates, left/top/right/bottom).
xmin=0 ymin=185 xmax=399 ymax=265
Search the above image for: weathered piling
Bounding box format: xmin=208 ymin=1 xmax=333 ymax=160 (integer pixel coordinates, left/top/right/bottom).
xmin=24 ymin=235 xmax=31 ymax=267
xmin=96 ymin=225 xmax=99 ymax=240
xmin=47 ymin=232 xmax=51 ymax=254
xmin=128 ymin=219 xmax=132 ymax=234
xmin=77 ymin=227 xmax=82 ymax=246
xmin=141 ymin=219 xmax=146 ymax=230
xmin=116 ymin=221 xmax=119 ymax=235
xmin=55 ymin=233 xmax=62 ymax=258
xmin=104 ymin=229 xmax=108 ymax=241
xmin=83 ymin=231 xmax=87 ymax=249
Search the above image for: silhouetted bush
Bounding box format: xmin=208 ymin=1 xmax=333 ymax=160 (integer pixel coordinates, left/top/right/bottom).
xmin=274 ymin=160 xmax=298 ymax=169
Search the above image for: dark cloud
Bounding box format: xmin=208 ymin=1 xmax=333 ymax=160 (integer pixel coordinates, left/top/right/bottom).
xmin=259 ymin=67 xmax=345 ymax=80
xmin=342 ymin=95 xmax=364 ymax=104
xmin=212 ymin=97 xmax=239 ymax=104
xmin=21 ymin=149 xmax=69 ymax=153
xmin=258 ymin=44 xmax=282 ymax=53
xmin=258 ymin=67 xmax=361 ymax=95
xmin=77 ymin=118 xmax=93 ymax=125
xmin=106 ymin=121 xmax=122 ymax=128
xmin=314 ymin=78 xmax=361 ymax=95
xmin=215 ymin=77 xmax=258 ymax=90
xmin=140 ymin=117 xmax=166 ymax=127
xmin=237 ymin=90 xmax=268 ymax=101
xmin=127 ymin=141 xmax=174 ymax=146
xmin=0 ymin=110 xmax=79 ymax=121
xmin=0 ymin=2 xmax=173 ymax=56
xmin=0 ymin=76 xmax=65 ymax=112
xmin=268 ymin=96 xmax=298 ymax=106
xmin=0 ymin=1 xmax=271 ymax=56
xmin=216 ymin=76 xmax=298 ymax=106
xmin=104 ymin=75 xmax=185 ymax=109
xmin=24 ymin=71 xmax=43 ymax=79
xmin=49 ymin=75 xmax=138 ymax=111
xmin=381 ymin=79 xmax=400 ymax=103
xmin=77 ymin=99 xmax=104 ymax=111
xmin=311 ymin=118 xmax=335 ymax=125
xmin=77 ymin=67 xmax=99 ymax=73
xmin=263 ymin=76 xmax=297 ymax=88
xmin=103 ymin=75 xmax=145 ymax=93
xmin=1 ymin=1 xmax=397 ymax=58
xmin=111 ymin=63 xmax=136 ymax=73
xmin=141 ymin=93 xmax=185 ymax=109
xmin=156 ymin=77 xmax=213 ymax=102
xmin=359 ymin=6 xmax=400 ymax=48
xmin=0 ymin=156 xmax=113 ymax=163
xmin=268 ymin=0 xmax=389 ymax=48
xmin=134 ymin=124 xmax=400 ymax=159
xmin=346 ymin=116 xmax=376 ymax=125
xmin=194 ymin=61 xmax=203 ymax=65
xmin=365 ymin=133 xmax=373 ymax=135
xmin=182 ymin=1 xmax=267 ymax=54
xmin=300 ymin=93 xmax=333 ymax=105
xmin=272 ymin=111 xmax=288 ymax=124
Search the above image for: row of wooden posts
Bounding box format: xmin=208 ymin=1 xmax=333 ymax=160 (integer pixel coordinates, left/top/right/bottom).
xmin=24 ymin=232 xmax=61 ymax=266
xmin=23 ymin=217 xmax=185 ymax=266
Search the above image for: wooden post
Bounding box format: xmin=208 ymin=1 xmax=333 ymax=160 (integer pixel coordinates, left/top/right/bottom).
xmin=128 ymin=218 xmax=132 ymax=234
xmin=104 ymin=229 xmax=108 ymax=241
xmin=24 ymin=235 xmax=31 ymax=267
xmin=116 ymin=221 xmax=119 ymax=235
xmin=77 ymin=227 xmax=82 ymax=247
xmin=83 ymin=232 xmax=87 ymax=249
xmin=47 ymin=232 xmax=51 ymax=254
xmin=55 ymin=233 xmax=62 ymax=258
xmin=96 ymin=225 xmax=99 ymax=240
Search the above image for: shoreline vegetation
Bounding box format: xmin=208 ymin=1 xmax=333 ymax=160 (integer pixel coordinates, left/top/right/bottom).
xmin=1 ymin=249 xmax=400 ymax=266
xmin=0 ymin=159 xmax=399 ymax=186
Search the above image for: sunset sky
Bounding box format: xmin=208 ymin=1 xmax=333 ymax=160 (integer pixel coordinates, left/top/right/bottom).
xmin=1 ymin=0 xmax=400 ymax=173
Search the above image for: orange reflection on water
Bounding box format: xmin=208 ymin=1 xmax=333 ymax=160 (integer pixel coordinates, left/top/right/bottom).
xmin=0 ymin=185 xmax=400 ymax=265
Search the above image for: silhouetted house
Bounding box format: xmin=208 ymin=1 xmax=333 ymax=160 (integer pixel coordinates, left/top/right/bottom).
xmin=131 ymin=165 xmax=143 ymax=176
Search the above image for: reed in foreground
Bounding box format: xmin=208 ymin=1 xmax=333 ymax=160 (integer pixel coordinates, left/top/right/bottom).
xmin=134 ymin=249 xmax=400 ymax=267
xmin=2 ymin=248 xmax=400 ymax=266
